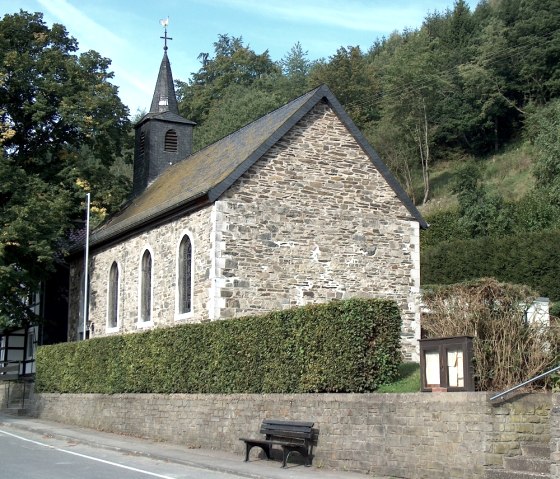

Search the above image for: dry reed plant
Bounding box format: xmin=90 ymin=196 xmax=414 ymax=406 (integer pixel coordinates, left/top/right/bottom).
xmin=422 ymin=278 xmax=558 ymax=391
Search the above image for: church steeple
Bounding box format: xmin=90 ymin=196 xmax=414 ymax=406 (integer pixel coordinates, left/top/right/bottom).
xmin=149 ymin=52 xmax=179 ymax=114
xmin=131 ymin=19 xmax=195 ymax=198
xmin=149 ymin=21 xmax=179 ymax=114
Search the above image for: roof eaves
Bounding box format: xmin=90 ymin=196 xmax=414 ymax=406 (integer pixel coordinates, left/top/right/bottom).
xmin=74 ymin=191 xmax=210 ymax=254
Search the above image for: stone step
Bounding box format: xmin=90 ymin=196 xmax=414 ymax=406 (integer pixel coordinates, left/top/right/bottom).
xmin=485 ymin=467 xmax=550 ymax=479
xmin=521 ymin=442 xmax=551 ymax=459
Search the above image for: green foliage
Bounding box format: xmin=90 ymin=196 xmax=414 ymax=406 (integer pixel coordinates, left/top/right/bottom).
xmin=525 ymin=99 xmax=560 ymax=198
xmin=0 ymin=11 xmax=131 ymax=327
xmin=309 ymin=46 xmax=379 ymax=129
xmin=422 ymin=229 xmax=560 ymax=301
xmin=36 ymin=299 xmax=402 ymax=394
xmin=451 ymin=163 xmax=512 ymax=238
xmin=177 ymin=34 xmax=281 ymax=128
xmin=278 ymin=42 xmax=314 ymax=99
xmin=192 ymin=84 xmax=285 ymax=151
xmin=420 ymin=209 xmax=467 ymax=247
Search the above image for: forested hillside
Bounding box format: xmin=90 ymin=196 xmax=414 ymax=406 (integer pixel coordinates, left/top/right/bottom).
xmin=176 ymin=0 xmax=560 ymax=309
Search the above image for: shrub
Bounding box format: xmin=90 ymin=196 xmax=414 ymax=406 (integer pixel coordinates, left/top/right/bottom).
xmin=36 ymin=298 xmax=402 ymax=394
xmin=421 ymin=228 xmax=560 ymax=301
xmin=422 ymin=278 xmax=557 ymax=391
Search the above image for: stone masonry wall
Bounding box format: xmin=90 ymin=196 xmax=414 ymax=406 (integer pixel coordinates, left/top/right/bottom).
xmin=217 ymin=102 xmax=421 ymax=359
xmin=552 ymin=393 xmax=560 ymax=478
xmin=69 ymin=207 xmax=213 ymax=339
xmin=31 ymin=392 xmax=554 ymax=479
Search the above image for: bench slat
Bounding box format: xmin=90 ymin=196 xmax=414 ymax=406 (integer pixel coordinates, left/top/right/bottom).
xmin=262 ymin=419 xmax=314 ymax=428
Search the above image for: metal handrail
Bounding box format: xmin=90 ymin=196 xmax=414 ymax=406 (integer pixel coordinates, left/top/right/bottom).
xmin=490 ymin=364 xmax=560 ymax=402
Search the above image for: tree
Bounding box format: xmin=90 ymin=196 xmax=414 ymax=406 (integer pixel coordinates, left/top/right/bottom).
xmin=451 ymin=163 xmax=511 ymax=238
xmin=0 ymin=11 xmax=131 ymax=327
xmin=192 ymin=84 xmax=284 ymax=150
xmin=373 ymin=30 xmax=443 ymax=205
xmin=176 ymin=34 xmax=281 ymax=129
xmin=497 ymin=0 xmax=560 ymax=104
xmin=309 ymin=46 xmax=380 ymax=130
xmin=277 ymin=42 xmax=313 ymax=99
xmin=525 ymin=98 xmax=560 ymax=198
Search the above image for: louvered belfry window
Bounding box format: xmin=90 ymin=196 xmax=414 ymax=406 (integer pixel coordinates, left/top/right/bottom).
xmin=178 ymin=235 xmax=192 ymax=314
xmin=139 ymin=131 xmax=145 ymax=155
xmin=164 ymin=129 xmax=178 ymax=152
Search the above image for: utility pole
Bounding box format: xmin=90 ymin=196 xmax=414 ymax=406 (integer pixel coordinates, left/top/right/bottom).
xmin=82 ymin=193 xmax=90 ymax=340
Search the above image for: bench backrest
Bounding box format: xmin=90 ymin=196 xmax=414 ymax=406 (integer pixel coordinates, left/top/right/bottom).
xmin=260 ymin=419 xmax=314 ymax=443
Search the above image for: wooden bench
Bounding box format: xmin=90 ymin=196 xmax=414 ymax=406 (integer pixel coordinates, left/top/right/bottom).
xmin=240 ymin=419 xmax=316 ymax=468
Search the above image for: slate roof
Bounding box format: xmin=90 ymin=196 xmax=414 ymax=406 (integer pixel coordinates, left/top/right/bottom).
xmin=150 ymin=51 xmax=180 ymax=115
xmin=88 ymin=85 xmax=427 ymax=250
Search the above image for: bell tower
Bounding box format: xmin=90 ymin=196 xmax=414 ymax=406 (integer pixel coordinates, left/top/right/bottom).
xmin=132 ymin=19 xmax=195 ymax=198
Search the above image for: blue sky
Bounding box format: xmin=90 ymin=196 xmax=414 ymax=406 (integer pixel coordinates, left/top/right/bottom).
xmin=4 ymin=0 xmax=480 ymax=116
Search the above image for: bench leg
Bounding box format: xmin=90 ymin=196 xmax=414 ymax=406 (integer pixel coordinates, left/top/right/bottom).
xmin=281 ymin=446 xmax=310 ymax=468
xmin=244 ymin=442 xmax=271 ymax=462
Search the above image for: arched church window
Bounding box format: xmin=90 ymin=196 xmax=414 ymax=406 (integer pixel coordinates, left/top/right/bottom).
xmin=177 ymin=234 xmax=193 ymax=316
xmin=164 ymin=129 xmax=178 ymax=152
xmin=107 ymin=261 xmax=119 ymax=329
xmin=140 ymin=249 xmax=152 ymax=323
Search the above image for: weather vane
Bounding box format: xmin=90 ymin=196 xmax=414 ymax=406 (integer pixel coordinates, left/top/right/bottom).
xmin=159 ymin=17 xmax=172 ymax=51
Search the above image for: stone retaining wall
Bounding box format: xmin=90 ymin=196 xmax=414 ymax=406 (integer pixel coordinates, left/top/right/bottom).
xmin=552 ymin=393 xmax=560 ymax=478
xmin=0 ymin=384 xmax=6 ymax=407
xmin=31 ymin=392 xmax=555 ymax=479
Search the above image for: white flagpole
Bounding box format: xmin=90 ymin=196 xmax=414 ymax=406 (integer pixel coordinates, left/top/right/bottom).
xmin=82 ymin=193 xmax=90 ymax=340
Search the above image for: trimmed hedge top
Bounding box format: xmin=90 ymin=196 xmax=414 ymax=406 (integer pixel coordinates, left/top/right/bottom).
xmin=36 ymin=298 xmax=402 ymax=394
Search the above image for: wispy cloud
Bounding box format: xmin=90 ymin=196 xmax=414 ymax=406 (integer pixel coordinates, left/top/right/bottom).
xmin=199 ymin=0 xmax=429 ymax=33
xmin=37 ymin=0 xmax=125 ymax=49
xmin=36 ymin=0 xmax=152 ymax=111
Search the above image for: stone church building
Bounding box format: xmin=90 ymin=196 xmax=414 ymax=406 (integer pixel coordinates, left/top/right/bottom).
xmin=68 ymin=46 xmax=427 ymax=360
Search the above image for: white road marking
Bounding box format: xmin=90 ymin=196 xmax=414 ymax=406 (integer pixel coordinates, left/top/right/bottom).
xmin=0 ymin=429 xmax=176 ymax=479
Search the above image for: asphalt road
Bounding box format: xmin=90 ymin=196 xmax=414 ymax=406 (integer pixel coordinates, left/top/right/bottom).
xmin=0 ymin=428 xmax=245 ymax=479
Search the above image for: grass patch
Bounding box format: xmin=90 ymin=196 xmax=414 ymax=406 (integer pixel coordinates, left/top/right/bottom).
xmin=377 ymin=362 xmax=420 ymax=393
xmin=416 ymin=140 xmax=536 ymax=216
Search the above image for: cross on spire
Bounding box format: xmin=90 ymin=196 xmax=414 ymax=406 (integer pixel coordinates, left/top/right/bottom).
xmin=159 ymin=18 xmax=172 ymax=51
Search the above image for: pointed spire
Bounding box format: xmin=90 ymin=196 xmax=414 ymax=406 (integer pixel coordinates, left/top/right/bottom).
xmin=149 ymin=52 xmax=179 ymax=114
xmin=150 ymin=18 xmax=179 ymax=114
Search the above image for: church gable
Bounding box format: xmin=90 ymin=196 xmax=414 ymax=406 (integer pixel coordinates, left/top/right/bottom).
xmin=212 ymin=102 xmax=421 ymax=358
xmin=226 ymin=101 xmax=412 ymax=218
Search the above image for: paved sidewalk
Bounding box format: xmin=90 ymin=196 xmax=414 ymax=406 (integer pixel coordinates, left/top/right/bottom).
xmin=0 ymin=414 xmax=390 ymax=479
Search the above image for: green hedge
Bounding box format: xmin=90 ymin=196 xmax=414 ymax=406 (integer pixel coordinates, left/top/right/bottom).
xmin=36 ymin=298 xmax=402 ymax=394
xmin=422 ymin=229 xmax=560 ymax=301
xmin=420 ymin=209 xmax=468 ymax=248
